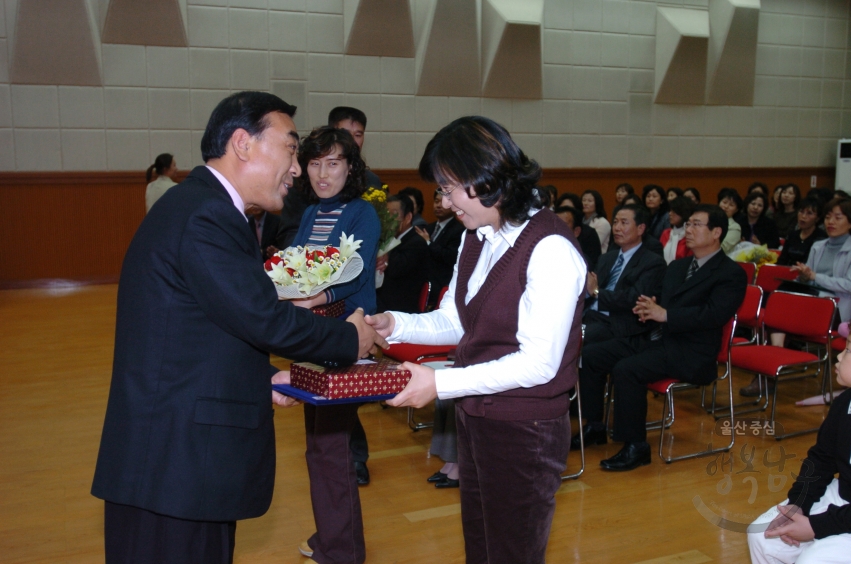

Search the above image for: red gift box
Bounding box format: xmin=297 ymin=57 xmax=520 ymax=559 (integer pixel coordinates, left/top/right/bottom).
xmin=290 ymin=358 xmax=412 ymax=399
xmin=310 ymin=300 xmax=345 ymax=318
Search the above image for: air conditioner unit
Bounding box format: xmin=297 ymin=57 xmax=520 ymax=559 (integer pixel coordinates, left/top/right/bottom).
xmin=836 ymin=139 xmax=851 ymax=193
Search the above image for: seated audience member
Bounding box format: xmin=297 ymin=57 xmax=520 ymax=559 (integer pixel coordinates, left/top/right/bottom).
xmin=555 ymin=204 xmax=602 ymax=270
xmin=541 ymin=185 xmax=558 ymax=210
xmin=777 ymin=197 xmax=826 ymax=266
xmin=612 ymin=182 xmax=635 ymax=217
xmin=399 ymin=186 xmax=429 ymax=228
xmin=416 ymin=189 xmax=465 ymax=308
xmin=643 ymin=185 xmax=670 ymax=240
xmin=774 ymin=184 xmax=802 ymax=236
xmin=622 ymin=193 xmax=644 ymax=207
xmin=717 ymin=187 xmax=744 ymax=253
xmin=739 ymin=192 xmax=781 ymax=249
xmin=376 ymin=195 xmax=429 ymax=313
xmin=581 ymin=205 xmax=746 ymax=471
xmin=581 ymin=189 xmax=612 ymax=253
xmin=145 ymin=153 xmax=178 ymax=212
xmin=683 ymin=187 xmax=701 ymax=203
xmin=574 ymin=205 xmax=666 ymax=449
xmin=246 ymin=206 xmax=281 ymax=260
xmin=746 ymin=339 xmax=851 ymax=564
xmin=748 ymin=182 xmax=768 ymax=196
xmin=666 ymin=187 xmax=683 ymax=202
xmin=660 ymin=196 xmax=696 ymax=264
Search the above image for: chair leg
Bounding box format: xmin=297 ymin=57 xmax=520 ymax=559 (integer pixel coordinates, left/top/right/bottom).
xmin=407 ymin=406 xmax=433 ymax=432
xmin=769 ymin=372 xmax=821 ymax=440
xmin=562 ymin=382 xmax=585 ymax=481
xmin=658 ymin=378 xmax=735 ymax=464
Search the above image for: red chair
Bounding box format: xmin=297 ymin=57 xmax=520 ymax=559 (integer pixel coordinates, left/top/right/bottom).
xmin=737 ymin=262 xmax=756 ymax=285
xmin=729 ymin=291 xmax=836 ymax=440
xmin=732 ymin=285 xmax=763 ymax=346
xmin=649 ymin=316 xmax=737 ymax=463
xmin=417 ymin=281 xmax=431 ymax=313
xmin=754 ymin=264 xmax=797 ymax=295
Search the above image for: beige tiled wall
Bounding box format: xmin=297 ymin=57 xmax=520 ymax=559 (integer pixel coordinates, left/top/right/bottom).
xmin=0 ymin=0 xmax=849 ymax=171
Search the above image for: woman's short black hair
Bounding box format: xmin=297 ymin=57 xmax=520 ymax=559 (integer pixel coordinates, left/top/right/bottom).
xmin=684 ymin=187 xmax=701 ymax=202
xmin=668 ymin=196 xmax=696 ymax=225
xmin=581 ymin=189 xmax=607 ymax=220
xmin=717 ymin=187 xmax=743 ymax=213
xmin=615 ymin=183 xmax=634 ymax=195
xmin=748 ymin=182 xmax=768 ymax=195
xmin=622 ymin=194 xmax=643 ymax=207
xmin=418 ymin=116 xmax=542 ymax=227
xmin=297 ymin=126 xmax=366 ymax=204
xmin=201 ymin=91 xmax=296 ymax=161
xmin=642 ymin=184 xmax=669 ymax=213
xmin=743 ymin=192 xmax=769 ymax=219
xmin=798 ymin=196 xmax=823 ymax=216
xmin=556 ymin=192 xmax=581 ymax=210
xmin=782 ymin=183 xmax=802 ymax=209
xmin=667 ymin=187 xmax=683 ymax=198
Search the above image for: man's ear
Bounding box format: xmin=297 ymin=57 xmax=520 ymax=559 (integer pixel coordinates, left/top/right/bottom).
xmin=574 ymin=226 xmax=581 ymax=238
xmin=636 ymin=223 xmax=646 ymax=237
xmin=229 ymin=129 xmax=252 ymax=162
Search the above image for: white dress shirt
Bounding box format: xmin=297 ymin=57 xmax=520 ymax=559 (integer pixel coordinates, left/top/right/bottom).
xmin=388 ymin=210 xmax=586 ymax=400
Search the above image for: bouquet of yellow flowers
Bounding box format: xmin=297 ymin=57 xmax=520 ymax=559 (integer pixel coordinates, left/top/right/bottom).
xmin=362 ymin=185 xmax=399 ymax=252
xmin=729 ymin=243 xmax=779 ymax=273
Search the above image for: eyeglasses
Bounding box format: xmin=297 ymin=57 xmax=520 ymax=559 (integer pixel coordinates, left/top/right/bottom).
xmin=437 ymin=184 xmax=461 ymax=197
xmin=684 ymin=221 xmax=709 ymax=229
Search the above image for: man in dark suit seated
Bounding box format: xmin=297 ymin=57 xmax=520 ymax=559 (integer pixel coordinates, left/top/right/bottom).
xmin=579 ymin=204 xmax=747 ymax=471
xmin=573 ymin=205 xmax=667 ymax=449
xmin=376 ymin=195 xmax=429 ymax=313
xmin=90 ymin=91 xmax=386 ymax=564
xmin=415 ymin=188 xmax=465 ymax=308
xmin=555 ymin=205 xmax=602 ymax=270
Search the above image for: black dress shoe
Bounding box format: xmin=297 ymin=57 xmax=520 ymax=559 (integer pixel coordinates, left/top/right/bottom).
xmin=739 ymin=376 xmax=774 ymax=397
xmin=427 ymin=471 xmax=448 ymax=483
xmin=434 ymin=477 xmax=459 ymax=489
xmin=570 ymin=423 xmax=608 ymax=450
xmin=355 ymin=461 xmax=370 ymax=485
xmin=600 ymin=442 xmax=651 ymax=472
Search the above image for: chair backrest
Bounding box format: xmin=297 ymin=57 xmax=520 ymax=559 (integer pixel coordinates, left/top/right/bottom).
xmin=418 ymin=281 xmax=431 ymax=313
xmin=736 ymin=285 xmax=763 ymax=329
xmin=754 ymin=263 xmax=797 ymax=294
xmin=737 ymin=262 xmax=756 ymax=284
xmin=717 ymin=315 xmax=737 ymax=363
xmin=762 ymin=291 xmax=835 ymax=338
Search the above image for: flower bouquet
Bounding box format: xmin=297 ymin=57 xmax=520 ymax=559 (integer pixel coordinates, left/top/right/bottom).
xmin=265 ymin=233 xmax=363 ymax=300
xmin=728 ymin=242 xmax=779 ymax=273
xmin=362 ymin=185 xmax=401 ymax=288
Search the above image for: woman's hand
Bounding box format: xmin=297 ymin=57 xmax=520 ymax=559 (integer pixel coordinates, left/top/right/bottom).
xmin=290 ymin=293 xmax=328 ymax=309
xmin=365 ymin=313 xmax=396 ymax=339
xmin=791 ymin=262 xmax=815 ymax=282
xmin=386 ymin=362 xmax=437 ymax=408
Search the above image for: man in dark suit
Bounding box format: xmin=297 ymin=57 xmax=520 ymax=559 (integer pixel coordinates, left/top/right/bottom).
xmin=573 ymin=205 xmax=667 ymax=449
xmin=91 ymin=92 xmax=386 ymax=564
xmin=415 ymin=189 xmax=465 ymax=308
xmin=376 ymin=195 xmax=429 ymax=313
xmin=555 ymin=205 xmax=602 ymax=270
xmin=583 ymin=204 xmax=747 ymax=471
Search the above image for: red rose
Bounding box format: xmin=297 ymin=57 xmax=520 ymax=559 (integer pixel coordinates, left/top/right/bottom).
xmin=326 ymin=246 xmax=340 ymax=257
xmin=312 ymin=250 xmax=326 ymax=262
xmin=264 ymin=255 xmax=282 ymax=271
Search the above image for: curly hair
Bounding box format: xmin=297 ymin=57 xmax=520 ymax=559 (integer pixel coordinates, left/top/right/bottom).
xmin=418 ymin=116 xmax=542 ymax=227
xmin=297 ymin=126 xmax=367 ymax=204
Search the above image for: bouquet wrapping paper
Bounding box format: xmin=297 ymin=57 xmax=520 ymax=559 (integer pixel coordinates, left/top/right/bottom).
xmin=290 ymin=359 xmax=412 ymax=399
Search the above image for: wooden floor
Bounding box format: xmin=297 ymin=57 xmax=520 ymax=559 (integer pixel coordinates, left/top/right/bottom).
xmin=0 ymin=284 xmax=835 ymax=563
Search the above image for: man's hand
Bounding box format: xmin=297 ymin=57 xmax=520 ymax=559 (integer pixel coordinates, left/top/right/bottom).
xmin=415 ymin=226 xmax=430 ymax=243
xmin=347 ymin=308 xmax=389 ymax=358
xmin=376 ymin=253 xmax=389 ymax=273
xmin=364 ymin=312 xmax=396 ymax=339
xmin=265 ymin=245 xmax=279 ymax=260
xmin=386 ymin=362 xmax=437 ymax=408
xmin=764 ymin=504 xmax=813 ymax=546
xmin=633 ymin=295 xmax=667 ymax=323
xmin=271 ymin=370 xmax=301 ymax=407
xmin=586 ymin=272 xmax=599 ymax=296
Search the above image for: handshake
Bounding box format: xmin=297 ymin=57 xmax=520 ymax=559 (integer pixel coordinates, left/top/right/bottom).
xmin=346 ymin=308 xmax=394 ymax=358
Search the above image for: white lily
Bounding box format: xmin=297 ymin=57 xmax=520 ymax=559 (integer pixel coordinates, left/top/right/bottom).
xmin=338 ymin=232 xmax=363 ymax=260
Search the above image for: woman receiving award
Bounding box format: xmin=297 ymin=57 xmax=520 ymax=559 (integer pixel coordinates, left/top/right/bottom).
xmin=367 ymin=116 xmax=586 ymax=564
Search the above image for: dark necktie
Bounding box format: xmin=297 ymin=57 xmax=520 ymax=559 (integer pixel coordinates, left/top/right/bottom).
xmin=605 ymin=254 xmax=625 ymax=291
xmin=432 ymin=222 xmax=443 ymax=242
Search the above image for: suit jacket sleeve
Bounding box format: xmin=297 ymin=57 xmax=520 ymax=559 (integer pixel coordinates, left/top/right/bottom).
xmin=596 ymin=250 xmax=666 ymax=314
xmin=665 ymin=259 xmax=747 ymax=334
xmin=384 ymin=233 xmax=429 ymax=280
xmin=179 ymin=199 xmax=359 ymax=365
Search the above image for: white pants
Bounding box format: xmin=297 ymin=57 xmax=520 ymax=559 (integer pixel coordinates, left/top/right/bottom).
xmin=748 ymin=478 xmax=851 ymax=564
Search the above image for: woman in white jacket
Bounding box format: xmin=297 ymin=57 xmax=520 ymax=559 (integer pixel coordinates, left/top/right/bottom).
xmin=581 ymin=189 xmax=611 ymax=253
